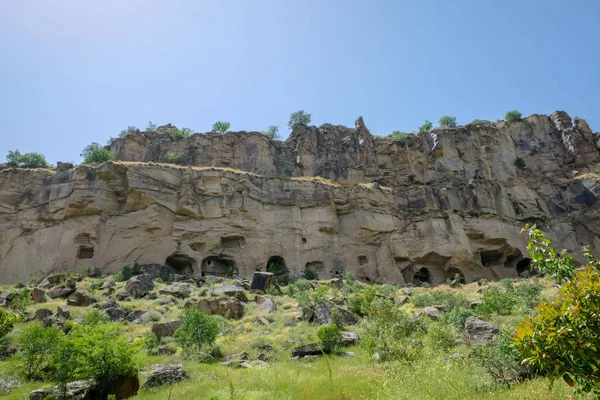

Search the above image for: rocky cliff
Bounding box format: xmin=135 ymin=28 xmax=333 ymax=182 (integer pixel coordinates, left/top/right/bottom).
xmin=2 ymin=111 xmax=600 ymax=284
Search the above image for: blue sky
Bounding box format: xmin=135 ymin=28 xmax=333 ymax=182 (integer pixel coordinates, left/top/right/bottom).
xmin=1 ymin=0 xmax=599 ymax=164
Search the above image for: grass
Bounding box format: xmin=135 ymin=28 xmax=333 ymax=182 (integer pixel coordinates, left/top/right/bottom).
xmin=0 ymin=275 xmax=582 ymax=400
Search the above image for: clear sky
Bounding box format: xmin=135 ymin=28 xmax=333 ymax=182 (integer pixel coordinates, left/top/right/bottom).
xmin=1 ymin=0 xmax=599 ymax=164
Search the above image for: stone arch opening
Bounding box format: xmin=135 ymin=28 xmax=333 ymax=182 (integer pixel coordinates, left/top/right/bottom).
xmin=201 ymin=256 xmax=235 ymax=277
xmin=516 ymin=258 xmax=533 ymax=276
xmin=165 ymin=252 xmax=197 ymax=275
xmin=266 ymin=255 xmax=288 ymax=275
xmin=445 ymin=267 xmax=466 ymax=283
xmin=480 ymin=249 xmax=506 ymax=268
xmin=76 ymin=245 xmax=94 ymax=260
xmin=413 ymin=267 xmax=432 ymax=285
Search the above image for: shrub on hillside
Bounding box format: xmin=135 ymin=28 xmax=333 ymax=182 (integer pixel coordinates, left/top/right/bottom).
xmin=174 ymin=308 xmax=221 ymax=357
xmin=418 ymin=120 xmax=433 ymax=133
xmin=288 ymin=110 xmax=311 ymax=129
xmin=505 ymin=110 xmax=523 ymax=121
xmin=302 ymin=269 xmax=318 ymax=280
xmin=211 ymin=121 xmax=230 ymax=133
xmin=441 ymin=306 xmax=474 ymax=329
xmin=17 ymin=324 xmax=62 ymax=380
xmin=172 ymin=127 xmax=193 ymax=141
xmin=81 ymin=142 xmax=115 ymax=164
xmin=429 ymin=323 xmax=458 ymax=352
xmin=476 ymin=286 xmax=518 ymax=316
xmin=411 ymin=290 xmax=470 ymax=310
xmin=513 ymin=281 xmax=542 ymax=308
xmin=119 ymin=126 xmax=138 ymax=137
xmin=165 ymin=151 xmax=185 ymax=165
xmin=514 ymin=157 xmax=526 ymax=169
xmin=262 ymin=125 xmax=280 ymax=140
xmin=389 ymin=131 xmax=409 ymax=141
xmin=317 ymin=324 xmax=343 ymax=354
xmin=438 ymin=115 xmax=457 ymax=128
xmin=6 ymin=150 xmax=49 ymax=169
xmin=146 ymin=121 xmax=157 ymax=132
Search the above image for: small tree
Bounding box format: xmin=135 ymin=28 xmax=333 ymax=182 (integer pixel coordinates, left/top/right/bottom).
xmin=418 ymin=120 xmax=433 ymax=133
xmin=288 ymin=110 xmax=311 ymax=129
xmin=389 ymin=131 xmax=409 ymax=141
xmin=262 ymin=125 xmax=280 ymax=140
xmin=513 ymin=226 xmax=600 ymax=395
xmin=146 ymin=121 xmax=157 ymax=131
xmin=317 ymin=324 xmax=343 ymax=354
xmin=119 ymin=126 xmax=138 ymax=137
xmin=165 ymin=151 xmax=185 ymax=165
xmin=5 ymin=150 xmax=49 ymax=168
xmin=172 ymin=127 xmax=193 ymax=141
xmin=174 ymin=308 xmax=220 ymax=356
xmin=81 ymin=143 xmax=115 ymax=164
xmin=514 ymin=157 xmax=526 ymax=169
xmin=439 ymin=116 xmax=457 ymax=128
xmin=18 ymin=324 xmax=62 ymax=380
xmin=212 ymin=121 xmax=230 ymax=133
xmin=505 ymin=110 xmax=523 ymax=121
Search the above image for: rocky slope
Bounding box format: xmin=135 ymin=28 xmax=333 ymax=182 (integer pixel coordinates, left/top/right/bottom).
xmin=1 ymin=111 xmax=600 ymax=284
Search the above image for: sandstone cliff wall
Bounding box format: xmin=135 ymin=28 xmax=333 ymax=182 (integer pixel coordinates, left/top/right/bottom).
xmin=1 ymin=111 xmax=600 ymax=284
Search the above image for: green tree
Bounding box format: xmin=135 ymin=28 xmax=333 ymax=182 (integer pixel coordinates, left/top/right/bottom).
xmin=174 ymin=308 xmax=221 ymax=356
xmin=389 ymin=131 xmax=409 ymax=141
xmin=80 ymin=143 xmax=115 ymax=164
xmin=262 ymin=125 xmax=280 ymax=140
xmin=418 ymin=120 xmax=433 ymax=133
xmin=50 ymin=335 xmax=79 ymax=399
xmin=513 ymin=226 xmax=600 ymax=395
xmin=172 ymin=127 xmax=193 ymax=141
xmin=18 ymin=324 xmax=62 ymax=380
xmin=439 ymin=116 xmax=457 ymax=128
xmin=146 ymin=121 xmax=157 ymax=131
xmin=212 ymin=121 xmax=231 ymax=133
xmin=288 ymin=110 xmax=311 ymax=129
xmin=119 ymin=126 xmax=138 ymax=137
xmin=5 ymin=150 xmax=49 ymax=168
xmin=165 ymin=151 xmax=185 ymax=165
xmin=505 ymin=110 xmax=523 ymax=121
xmin=317 ymin=324 xmax=343 ymax=354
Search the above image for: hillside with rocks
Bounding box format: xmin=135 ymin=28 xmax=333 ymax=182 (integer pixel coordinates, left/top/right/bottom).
xmin=2 ymin=111 xmax=600 ymax=287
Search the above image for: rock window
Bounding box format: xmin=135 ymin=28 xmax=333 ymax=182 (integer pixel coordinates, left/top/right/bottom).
xmin=358 ymin=256 xmax=368 ymax=265
xmin=77 ymin=246 xmax=94 ymax=259
xmin=305 ymin=261 xmax=325 ymax=273
xmin=220 ymin=236 xmax=246 ymax=249
xmin=74 ymin=233 xmax=91 ymax=245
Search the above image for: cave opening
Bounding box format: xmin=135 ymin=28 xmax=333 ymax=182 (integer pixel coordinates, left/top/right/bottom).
xmin=445 ymin=267 xmax=466 ymax=283
xmin=165 ymin=252 xmax=197 ymax=275
xmin=266 ymin=255 xmax=289 ymax=275
xmin=516 ymin=257 xmax=533 ymax=276
xmin=201 ymin=256 xmax=235 ymax=277
xmin=413 ymin=267 xmax=432 ymax=285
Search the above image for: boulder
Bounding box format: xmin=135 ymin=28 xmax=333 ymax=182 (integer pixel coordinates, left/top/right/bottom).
xmin=258 ymin=297 xmax=277 ymax=313
xmin=32 ymin=308 xmax=53 ymax=321
xmin=221 ymin=352 xmax=249 ymax=366
xmin=116 ymin=291 xmax=130 ymax=301
xmin=104 ymin=307 xmax=127 ymax=321
xmin=47 ymin=285 xmax=76 ymax=299
xmin=209 ymin=284 xmax=248 ymax=302
xmin=56 ymin=161 xmax=74 ymax=171
xmin=125 ymin=310 xmax=149 ymax=324
xmin=66 ymin=290 xmax=97 ymax=307
xmin=186 ymin=297 xmax=244 ymax=319
xmin=47 ymin=274 xmax=65 ymax=286
xmin=124 ymin=274 xmax=154 ymax=298
xmin=255 ymin=316 xmax=271 ymax=325
xmin=313 ymin=302 xmax=356 ymax=326
xmin=250 ymin=272 xmax=275 ymax=291
xmin=140 ymin=263 xmax=171 ymax=281
xmin=341 ymin=331 xmax=360 ymax=345
xmin=142 ymin=364 xmax=189 ymax=389
xmin=31 ymin=287 xmax=47 ymax=303
xmin=57 ymin=304 xmax=71 ymax=319
xmin=29 ymin=379 xmax=96 ymax=400
xmin=158 ymin=283 xmax=191 ymax=299
xmin=107 ymin=375 xmax=140 ymax=399
xmin=291 ymin=343 xmax=322 ymax=358
xmin=151 ymin=320 xmax=181 ymax=338
xmin=465 ymin=316 xmax=499 ymax=346
xmin=96 ymin=297 xmax=119 ymax=310
xmin=422 ymin=306 xmax=440 ymax=320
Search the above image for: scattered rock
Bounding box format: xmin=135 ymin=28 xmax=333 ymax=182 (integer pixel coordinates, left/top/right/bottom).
xmin=422 ymin=306 xmax=440 ymax=320
xmin=104 ymin=307 xmax=127 ymax=321
xmin=185 ymin=297 xmax=244 ymax=319
xmin=401 ymin=287 xmax=412 ymax=296
xmin=125 ymin=310 xmax=149 ymax=324
xmin=47 ymin=284 xmax=75 ymax=299
xmin=313 ymin=302 xmax=356 ymax=326
xmin=151 ymin=320 xmax=181 ymax=338
xmin=297 ymin=307 xmax=315 ymax=322
xmin=42 ymin=315 xmax=58 ymax=327
xmin=47 ymin=274 xmax=65 ymax=286
xmin=56 ymin=304 xmax=71 ymax=319
xmin=328 ymin=278 xmax=343 ymax=289
xmin=209 ymin=285 xmax=248 ymax=302
xmin=56 ymin=161 xmax=74 ymax=171
xmin=291 ymin=343 xmax=322 ymax=358
xmin=154 ymin=297 xmax=175 ymax=305
xmin=32 ymin=308 xmax=53 ymax=321
xmin=157 ymin=345 xmax=176 ymax=355
xmin=394 ymin=296 xmax=409 ymax=305
xmin=159 ymin=283 xmax=191 ymax=299
xmin=142 ymin=364 xmax=189 ymax=389
xmin=465 ymin=316 xmax=499 ymax=346
xmin=31 ymin=287 xmax=47 ymax=303
xmin=250 ymin=272 xmax=275 ymax=291
xmin=259 ymin=297 xmax=277 ymax=313
xmin=341 ymin=331 xmax=360 ymax=345
xmin=66 ymin=290 xmax=96 ymax=307
xmin=124 ymin=274 xmax=154 ymax=299
xmin=470 ymin=301 xmax=483 ymax=309
xmin=140 ymin=263 xmax=171 ymax=281
xmin=116 ymin=291 xmax=130 ymax=301
xmin=239 ymin=360 xmax=268 ymax=368
xmin=29 ymin=379 xmax=96 ymax=400
xmin=339 ymin=352 xmax=355 ymax=357
xmin=255 ymin=316 xmax=271 ymax=325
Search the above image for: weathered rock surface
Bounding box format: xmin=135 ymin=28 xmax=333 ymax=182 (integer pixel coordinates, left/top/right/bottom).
xmin=465 ymin=316 xmax=499 ymax=346
xmin=313 ymin=302 xmax=357 ymax=326
xmin=142 ymin=364 xmax=188 ymax=389
xmin=291 ymin=343 xmax=322 ymax=358
xmin=31 ymin=287 xmax=47 ymax=303
xmin=125 ymin=275 xmax=154 ymax=298
xmin=185 ymin=297 xmax=244 ymax=319
xmin=151 ymin=320 xmax=181 ymax=338
xmin=66 ymin=290 xmax=96 ymax=307
xmin=29 ymin=379 xmax=96 ymax=400
xmin=3 ymin=112 xmax=600 ymax=285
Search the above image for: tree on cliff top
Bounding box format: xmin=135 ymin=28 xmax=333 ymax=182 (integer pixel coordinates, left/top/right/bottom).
xmin=212 ymin=121 xmax=230 ymax=133
xmin=438 ymin=116 xmax=457 ymax=128
xmin=288 ymin=110 xmax=311 ymax=129
xmin=6 ymin=150 xmax=49 ymax=169
xmin=81 ymin=143 xmax=115 ymax=165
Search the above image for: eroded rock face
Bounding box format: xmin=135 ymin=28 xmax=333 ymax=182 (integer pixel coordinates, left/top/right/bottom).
xmin=2 ymin=112 xmax=600 ymax=285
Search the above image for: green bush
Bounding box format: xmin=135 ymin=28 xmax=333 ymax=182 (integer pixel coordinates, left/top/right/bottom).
xmin=347 ymin=286 xmax=378 ymax=317
xmin=389 ymin=131 xmax=409 ymax=141
xmin=411 ymin=290 xmax=470 ymax=310
xmin=146 ymin=121 xmax=157 ymax=131
xmin=113 ymin=264 xmax=141 ymax=282
xmin=288 ymin=110 xmax=311 ymax=129
xmin=212 ymin=121 xmax=230 ymax=133
xmin=513 ymin=281 xmax=542 ymax=308
xmin=330 ymin=308 xmax=344 ymax=328
xmin=174 ymin=308 xmax=221 ymax=356
xmin=81 ymin=143 xmax=115 ymax=164
xmin=441 ymin=306 xmax=473 ymax=329
xmin=418 ymin=120 xmax=433 ymax=133
xmin=429 ymin=323 xmax=458 ymax=352
xmin=172 ymin=127 xmax=193 ymax=141
xmin=82 ymin=309 xmax=107 ymax=326
xmin=514 ymin=157 xmax=526 ymax=170
xmin=302 ymin=269 xmax=318 ymax=280
xmin=18 ymin=324 xmax=62 ymax=380
xmin=439 ymin=115 xmax=457 ymax=128
xmin=8 ymin=288 xmax=32 ymax=315
xmin=165 ymin=151 xmax=185 ymax=165
xmin=472 ymin=328 xmax=528 ymax=387
xmin=339 ymin=270 xmax=356 ymax=282
xmin=317 ymin=324 xmax=343 ymax=354
xmin=119 ymin=126 xmax=138 ymax=137
xmin=262 ymin=125 xmax=280 ymax=140
xmin=505 ymin=110 xmax=523 ymax=121
xmin=6 ymin=150 xmax=49 ymax=168
xmin=476 ymin=286 xmax=518 ymax=316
